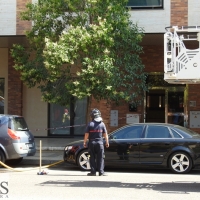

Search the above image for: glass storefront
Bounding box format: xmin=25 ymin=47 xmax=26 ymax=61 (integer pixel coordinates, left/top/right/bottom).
xmin=49 ymin=98 xmax=88 ymax=136
xmin=0 ymin=78 xmax=4 ymax=114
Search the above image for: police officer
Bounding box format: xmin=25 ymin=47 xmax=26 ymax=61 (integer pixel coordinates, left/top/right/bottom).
xmin=83 ymin=108 xmax=109 ymax=176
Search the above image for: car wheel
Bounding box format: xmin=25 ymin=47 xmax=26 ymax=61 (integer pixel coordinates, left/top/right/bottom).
xmin=0 ymin=150 xmax=5 ymax=167
xmin=169 ymin=151 xmax=192 ymax=174
xmin=77 ymin=149 xmax=91 ymax=171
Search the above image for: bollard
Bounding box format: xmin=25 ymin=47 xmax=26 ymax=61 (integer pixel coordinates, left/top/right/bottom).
xmin=37 ymin=140 xmax=48 ymax=175
xmin=37 ymin=140 xmax=42 ymax=175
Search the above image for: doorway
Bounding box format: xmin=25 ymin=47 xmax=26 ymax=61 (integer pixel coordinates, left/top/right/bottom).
xmin=146 ymin=89 xmax=165 ymax=123
xmin=145 ymin=87 xmax=186 ymax=126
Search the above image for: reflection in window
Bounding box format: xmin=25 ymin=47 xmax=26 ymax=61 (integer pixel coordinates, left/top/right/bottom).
xmin=74 ymin=98 xmax=88 ymax=135
xmin=168 ymin=92 xmax=184 ymax=113
xmin=0 ymin=78 xmax=5 ymax=114
xmin=49 ymin=104 xmax=70 ymax=135
xmin=112 ymin=126 xmax=143 ymax=139
xmin=145 ymin=126 xmax=171 ymax=138
xmin=49 ymin=98 xmax=87 ymax=136
xmin=171 ymin=129 xmax=182 ymax=138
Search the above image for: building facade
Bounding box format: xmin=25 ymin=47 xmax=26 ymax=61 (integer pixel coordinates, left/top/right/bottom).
xmin=1 ymin=0 xmax=200 ymax=137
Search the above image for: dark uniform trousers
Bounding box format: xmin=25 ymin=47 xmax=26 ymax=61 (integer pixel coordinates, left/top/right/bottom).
xmin=88 ymin=139 xmax=104 ymax=174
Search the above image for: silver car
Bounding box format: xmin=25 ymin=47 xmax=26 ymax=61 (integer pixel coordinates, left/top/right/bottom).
xmin=0 ymin=115 xmax=36 ymax=165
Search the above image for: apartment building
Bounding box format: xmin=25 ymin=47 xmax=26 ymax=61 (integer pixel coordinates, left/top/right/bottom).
xmin=1 ymin=0 xmax=200 ymax=137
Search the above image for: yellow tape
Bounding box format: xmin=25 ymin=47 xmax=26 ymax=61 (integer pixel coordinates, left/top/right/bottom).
xmin=0 ymin=160 xmax=64 ymax=172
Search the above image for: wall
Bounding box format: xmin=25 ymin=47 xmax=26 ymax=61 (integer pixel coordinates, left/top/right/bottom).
xmin=16 ymin=0 xmax=31 ymax=35
xmin=8 ymin=51 xmax=22 ymax=115
xmin=171 ymin=0 xmax=188 ymax=26
xmin=0 ymin=48 xmax=8 ymax=113
xmin=23 ymin=85 xmax=48 ymax=137
xmin=188 ymin=85 xmax=200 ymax=133
xmin=0 ymin=0 xmax=16 ymax=35
xmin=188 ymin=0 xmax=200 ymax=26
xmin=129 ymin=0 xmax=170 ymax=33
xmin=0 ymin=0 xmax=32 ymax=36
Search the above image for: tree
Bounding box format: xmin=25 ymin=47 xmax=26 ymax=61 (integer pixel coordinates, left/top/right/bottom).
xmin=11 ymin=0 xmax=147 ymax=106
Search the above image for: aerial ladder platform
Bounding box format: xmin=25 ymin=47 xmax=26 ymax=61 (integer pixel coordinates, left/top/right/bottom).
xmin=164 ymin=26 xmax=200 ymax=84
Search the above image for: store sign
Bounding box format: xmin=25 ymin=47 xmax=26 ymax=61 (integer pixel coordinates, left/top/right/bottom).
xmin=0 ymin=173 xmax=9 ymax=198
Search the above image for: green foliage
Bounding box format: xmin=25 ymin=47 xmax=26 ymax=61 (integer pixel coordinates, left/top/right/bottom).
xmin=11 ymin=0 xmax=147 ymax=106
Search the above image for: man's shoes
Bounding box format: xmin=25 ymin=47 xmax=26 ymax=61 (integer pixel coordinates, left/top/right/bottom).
xmin=99 ymin=173 xmax=107 ymax=176
xmin=87 ymin=173 xmax=96 ymax=176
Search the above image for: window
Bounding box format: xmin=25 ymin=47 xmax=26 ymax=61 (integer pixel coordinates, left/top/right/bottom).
xmin=145 ymin=126 xmax=171 ymax=138
xmin=111 ymin=126 xmax=143 ymax=139
xmin=49 ymin=98 xmax=87 ymax=136
xmin=127 ymin=0 xmax=163 ymax=9
xmin=170 ymin=129 xmax=183 ymax=138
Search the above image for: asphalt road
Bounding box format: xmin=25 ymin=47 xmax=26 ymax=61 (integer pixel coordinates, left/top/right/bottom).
xmin=1 ymin=161 xmax=200 ymax=200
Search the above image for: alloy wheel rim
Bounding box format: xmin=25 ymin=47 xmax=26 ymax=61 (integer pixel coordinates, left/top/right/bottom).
xmin=79 ymin=152 xmax=91 ymax=170
xmin=171 ymin=153 xmax=189 ymax=173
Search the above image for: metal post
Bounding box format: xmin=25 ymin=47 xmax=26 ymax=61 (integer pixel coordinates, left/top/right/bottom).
xmin=39 ymin=140 xmax=42 ymax=173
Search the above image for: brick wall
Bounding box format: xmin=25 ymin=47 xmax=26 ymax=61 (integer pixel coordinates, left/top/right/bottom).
xmin=141 ymin=45 xmax=164 ymax=72
xmin=89 ymin=97 xmax=111 ymax=132
xmin=171 ymin=0 xmax=188 ymax=26
xmin=188 ymin=85 xmax=200 ymax=133
xmin=16 ymin=0 xmax=31 ymax=35
xmin=8 ymin=50 xmax=23 ymax=115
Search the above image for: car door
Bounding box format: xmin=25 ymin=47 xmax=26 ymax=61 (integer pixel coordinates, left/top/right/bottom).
xmin=140 ymin=125 xmax=174 ymax=165
xmin=105 ymin=125 xmax=143 ymax=166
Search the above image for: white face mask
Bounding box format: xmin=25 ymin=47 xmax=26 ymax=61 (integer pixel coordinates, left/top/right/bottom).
xmin=94 ymin=117 xmax=102 ymax=122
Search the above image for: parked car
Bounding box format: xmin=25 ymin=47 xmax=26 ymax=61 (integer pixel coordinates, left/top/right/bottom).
xmin=0 ymin=96 xmax=4 ymax=114
xmin=63 ymin=123 xmax=200 ymax=174
xmin=0 ymin=114 xmax=36 ymax=165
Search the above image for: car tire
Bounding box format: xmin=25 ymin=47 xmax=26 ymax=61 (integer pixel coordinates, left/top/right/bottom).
xmin=169 ymin=151 xmax=192 ymax=174
xmin=0 ymin=150 xmax=5 ymax=167
xmin=77 ymin=149 xmax=91 ymax=171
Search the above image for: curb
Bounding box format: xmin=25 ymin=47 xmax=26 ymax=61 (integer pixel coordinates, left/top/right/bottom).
xmin=22 ymin=159 xmax=64 ymax=166
xmin=36 ymin=147 xmax=65 ymax=151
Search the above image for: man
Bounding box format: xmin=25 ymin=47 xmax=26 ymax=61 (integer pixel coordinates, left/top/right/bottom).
xmin=83 ymin=108 xmax=109 ymax=176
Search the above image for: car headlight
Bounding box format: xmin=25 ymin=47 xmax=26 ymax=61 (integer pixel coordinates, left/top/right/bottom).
xmin=65 ymin=146 xmax=73 ymax=151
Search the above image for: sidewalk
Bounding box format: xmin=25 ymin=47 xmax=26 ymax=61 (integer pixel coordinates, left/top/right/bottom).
xmin=34 ymin=137 xmax=83 ymax=151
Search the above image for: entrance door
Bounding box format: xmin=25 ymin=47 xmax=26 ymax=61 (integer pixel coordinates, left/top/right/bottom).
xmin=145 ymin=88 xmax=185 ymax=126
xmin=146 ymin=89 xmax=165 ymax=123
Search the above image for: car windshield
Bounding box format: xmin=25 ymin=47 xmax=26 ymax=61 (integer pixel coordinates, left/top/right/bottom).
xmin=173 ymin=126 xmax=199 ymax=137
xmin=12 ymin=117 xmax=28 ymax=131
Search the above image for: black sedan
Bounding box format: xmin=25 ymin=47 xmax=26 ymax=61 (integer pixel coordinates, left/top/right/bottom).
xmin=63 ymin=123 xmax=200 ymax=174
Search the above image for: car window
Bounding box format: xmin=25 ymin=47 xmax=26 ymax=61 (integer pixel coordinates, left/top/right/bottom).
xmin=12 ymin=117 xmax=28 ymax=131
xmin=111 ymin=126 xmax=143 ymax=139
xmin=145 ymin=126 xmax=172 ymax=138
xmin=173 ymin=126 xmax=199 ymax=137
xmin=170 ymin=129 xmax=183 ymax=138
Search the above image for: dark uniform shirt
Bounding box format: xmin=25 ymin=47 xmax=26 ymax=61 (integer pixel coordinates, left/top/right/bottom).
xmin=86 ymin=120 xmax=107 ymax=140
